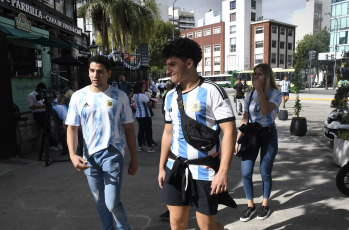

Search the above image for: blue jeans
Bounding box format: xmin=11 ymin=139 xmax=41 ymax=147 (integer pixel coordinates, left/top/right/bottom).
xmin=241 ymin=127 xmax=278 ymax=200
xmin=84 ymin=145 xmax=130 ymax=230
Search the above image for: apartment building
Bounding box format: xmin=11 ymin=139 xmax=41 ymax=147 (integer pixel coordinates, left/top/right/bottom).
xmin=169 ymin=7 xmax=195 ymax=31
xmin=292 ymin=0 xmax=331 ymax=46
xmin=251 ymin=20 xmax=296 ymax=69
xmin=180 ymin=22 xmax=225 ymax=76
xmin=222 ymin=0 xmax=262 ymax=73
xmin=329 ymin=0 xmax=349 ymax=53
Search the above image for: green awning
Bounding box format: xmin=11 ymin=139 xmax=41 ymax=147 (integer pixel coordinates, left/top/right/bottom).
xmin=26 ymin=36 xmax=71 ymax=49
xmin=0 ymin=25 xmax=39 ymax=38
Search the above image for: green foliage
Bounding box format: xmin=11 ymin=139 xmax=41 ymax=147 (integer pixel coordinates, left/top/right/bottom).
xmin=292 ymin=74 xmax=303 ymax=117
xmin=293 ymin=28 xmax=331 ymax=74
xmin=338 ymin=131 xmax=349 ymax=140
xmin=149 ymin=20 xmax=174 ymax=68
xmin=150 ymin=66 xmax=166 ymax=80
xmin=331 ymin=86 xmax=349 ymax=125
xmin=293 ymin=97 xmax=302 ymax=118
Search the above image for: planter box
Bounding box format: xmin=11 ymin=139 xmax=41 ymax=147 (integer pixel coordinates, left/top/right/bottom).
xmin=333 ymin=137 xmax=349 ymax=167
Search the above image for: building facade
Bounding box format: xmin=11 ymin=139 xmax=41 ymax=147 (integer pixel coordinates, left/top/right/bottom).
xmin=251 ymin=20 xmax=296 ymax=69
xmin=180 ymin=21 xmax=225 ymax=76
xmin=329 ymin=0 xmax=349 ymax=53
xmin=168 ymin=7 xmax=195 ymax=31
xmin=222 ymin=0 xmax=262 ymax=73
xmin=292 ymin=0 xmax=331 ymax=46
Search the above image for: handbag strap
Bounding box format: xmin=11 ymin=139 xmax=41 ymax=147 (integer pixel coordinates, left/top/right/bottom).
xmin=247 ymin=89 xmax=255 ymax=123
xmin=176 ymin=85 xmax=191 ymax=143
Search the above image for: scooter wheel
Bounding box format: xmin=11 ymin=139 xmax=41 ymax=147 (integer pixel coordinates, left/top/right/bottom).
xmin=336 ymin=162 xmax=349 ymax=197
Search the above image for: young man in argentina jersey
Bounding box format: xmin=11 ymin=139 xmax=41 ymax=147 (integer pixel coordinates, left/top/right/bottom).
xmin=279 ymin=75 xmax=290 ymax=109
xmin=65 ymin=55 xmax=137 ymax=230
xmin=158 ymin=38 xmax=237 ymax=229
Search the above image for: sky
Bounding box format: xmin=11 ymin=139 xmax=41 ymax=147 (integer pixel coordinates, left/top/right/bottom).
xmin=167 ymin=0 xmax=306 ymax=25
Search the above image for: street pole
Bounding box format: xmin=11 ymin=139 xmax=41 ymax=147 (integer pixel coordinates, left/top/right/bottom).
xmin=172 ymin=0 xmax=177 ymax=40
xmin=332 ymin=16 xmax=338 ymax=90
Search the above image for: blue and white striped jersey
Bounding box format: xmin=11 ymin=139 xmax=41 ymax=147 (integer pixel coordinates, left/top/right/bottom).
xmin=244 ymin=89 xmax=282 ymax=126
xmin=65 ymin=85 xmax=134 ymax=158
xmin=279 ymin=80 xmax=290 ymax=93
xmin=135 ymin=93 xmax=151 ymax=118
xmin=164 ymin=78 xmax=235 ymax=181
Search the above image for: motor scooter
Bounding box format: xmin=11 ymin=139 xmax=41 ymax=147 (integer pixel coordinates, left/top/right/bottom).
xmin=336 ymin=161 xmax=349 ymax=196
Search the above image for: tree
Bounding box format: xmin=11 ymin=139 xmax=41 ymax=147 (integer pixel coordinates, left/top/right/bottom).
xmin=148 ymin=20 xmax=175 ymax=68
xmin=78 ymin=0 xmax=158 ymax=53
xmin=293 ymin=28 xmax=331 ymax=77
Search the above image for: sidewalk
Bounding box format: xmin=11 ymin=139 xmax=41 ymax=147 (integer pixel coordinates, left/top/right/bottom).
xmin=0 ymin=90 xmax=348 ymax=230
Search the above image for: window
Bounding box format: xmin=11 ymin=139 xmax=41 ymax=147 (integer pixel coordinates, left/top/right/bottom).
xmin=251 ymin=12 xmax=256 ymax=22
xmin=204 ymin=29 xmax=211 ymax=36
xmin=187 ymin=32 xmax=193 ymax=39
xmin=214 ymin=57 xmax=221 ymax=65
xmin=280 ymin=28 xmax=286 ymax=35
xmin=256 ymin=27 xmax=264 ymax=34
xmin=56 ymin=0 xmax=64 ymax=14
xmin=230 ymin=38 xmax=236 ymax=52
xmin=287 ymin=55 xmax=293 ymax=66
xmin=230 ymin=1 xmax=236 ymax=10
xmin=271 ymin=53 xmax=276 ymax=64
xmin=251 ymin=0 xmax=256 ymax=9
xmin=230 ymin=13 xmax=236 ymax=22
xmin=255 ymin=41 xmax=263 ymax=48
xmin=43 ymin=0 xmax=54 ymax=8
xmin=66 ymin=0 xmax=73 ymax=18
xmin=339 ymin=31 xmax=348 ymax=44
xmin=214 ymin=45 xmax=221 ymax=52
xmin=10 ymin=46 xmax=43 ymax=77
xmin=255 ymin=54 xmax=263 ymax=64
xmin=204 ymin=71 xmax=211 ymax=76
xmin=195 ymin=30 xmax=202 ymax=38
xmin=280 ymin=54 xmax=285 ymax=64
xmin=288 ymin=43 xmax=293 ymax=50
xmin=213 ymin=27 xmax=221 ymax=34
xmin=205 ymin=57 xmax=211 ymax=66
xmin=214 ymin=71 xmax=220 ymax=75
xmin=271 ymin=40 xmax=277 ymax=48
xmin=230 ymin=25 xmax=236 ymax=34
xmin=288 ymin=29 xmax=293 ymax=37
xmin=180 ymin=34 xmax=185 ymax=38
xmin=204 ymin=46 xmax=211 ymax=53
xmin=280 ymin=42 xmax=285 ymax=49
xmin=272 ymin=26 xmax=277 ymax=34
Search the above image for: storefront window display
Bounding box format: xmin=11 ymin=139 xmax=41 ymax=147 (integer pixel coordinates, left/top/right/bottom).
xmin=9 ymin=46 xmax=43 ymax=77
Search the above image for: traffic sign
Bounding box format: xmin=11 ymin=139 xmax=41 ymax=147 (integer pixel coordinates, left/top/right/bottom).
xmin=318 ymin=52 xmax=346 ymax=60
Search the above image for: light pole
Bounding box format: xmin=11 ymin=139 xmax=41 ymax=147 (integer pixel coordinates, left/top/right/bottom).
xmin=332 ymin=16 xmax=338 ymax=90
xmin=172 ymin=0 xmax=177 ymax=40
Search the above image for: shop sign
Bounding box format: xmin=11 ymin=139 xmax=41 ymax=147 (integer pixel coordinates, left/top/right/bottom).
xmin=0 ymin=0 xmax=82 ymax=35
xmin=15 ymin=13 xmax=31 ymax=32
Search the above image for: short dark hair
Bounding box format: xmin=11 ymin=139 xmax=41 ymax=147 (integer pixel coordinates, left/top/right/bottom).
xmin=162 ymin=38 xmax=202 ymax=67
xmin=133 ymin=81 xmax=144 ymax=94
xmin=36 ymin=82 xmax=47 ymax=90
xmin=88 ymin=55 xmax=112 ymax=72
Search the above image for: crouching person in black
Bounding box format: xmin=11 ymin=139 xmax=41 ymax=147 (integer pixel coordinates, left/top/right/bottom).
xmin=158 ymin=38 xmax=237 ymax=230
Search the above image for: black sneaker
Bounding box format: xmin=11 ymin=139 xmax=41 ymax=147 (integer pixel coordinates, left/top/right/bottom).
xmin=257 ymin=205 xmax=270 ymax=220
xmin=159 ymin=210 xmax=170 ymax=221
xmin=240 ymin=206 xmax=256 ymax=222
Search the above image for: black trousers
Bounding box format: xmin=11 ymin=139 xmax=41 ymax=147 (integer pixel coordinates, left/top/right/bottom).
xmin=33 ymin=111 xmax=57 ymax=147
xmin=136 ymin=117 xmax=152 ymax=147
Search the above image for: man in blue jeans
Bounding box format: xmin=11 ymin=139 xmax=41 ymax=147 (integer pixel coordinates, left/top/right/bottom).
xmin=66 ymin=55 xmax=138 ymax=230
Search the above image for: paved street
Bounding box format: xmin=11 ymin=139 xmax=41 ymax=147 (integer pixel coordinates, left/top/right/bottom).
xmin=1 ymin=88 xmax=348 ymax=230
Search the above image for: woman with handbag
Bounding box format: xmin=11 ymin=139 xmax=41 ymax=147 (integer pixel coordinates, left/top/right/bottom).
xmin=234 ymin=63 xmax=282 ymax=222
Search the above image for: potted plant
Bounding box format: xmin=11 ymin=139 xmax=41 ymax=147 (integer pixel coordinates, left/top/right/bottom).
xmin=331 ymin=85 xmax=349 ymax=166
xmin=290 ymin=74 xmax=307 ymax=136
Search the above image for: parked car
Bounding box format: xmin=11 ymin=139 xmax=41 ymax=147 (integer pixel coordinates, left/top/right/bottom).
xmin=323 ymin=109 xmax=349 ymax=141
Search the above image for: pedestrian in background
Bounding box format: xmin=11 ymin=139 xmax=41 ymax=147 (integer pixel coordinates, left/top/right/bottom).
xmin=234 ymin=63 xmax=282 ymax=222
xmin=59 ymin=81 xmax=78 ymax=106
xmin=234 ymin=77 xmax=245 ymax=115
xmin=279 ymin=75 xmax=290 ymax=109
xmin=159 ymin=38 xmax=237 ymax=230
xmin=118 ymin=74 xmax=134 ymax=100
xmin=65 ymin=55 xmax=138 ymax=230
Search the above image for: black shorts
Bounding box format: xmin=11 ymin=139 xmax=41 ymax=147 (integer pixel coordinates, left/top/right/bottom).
xmin=282 ymin=92 xmax=289 ymax=97
xmin=161 ymin=167 xmax=219 ymax=215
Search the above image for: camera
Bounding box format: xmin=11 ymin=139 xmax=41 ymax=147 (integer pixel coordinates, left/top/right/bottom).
xmin=36 ymin=89 xmax=57 ymax=107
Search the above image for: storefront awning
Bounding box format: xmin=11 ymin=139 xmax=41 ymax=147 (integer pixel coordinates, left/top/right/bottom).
xmin=0 ymin=25 xmax=39 ymax=38
xmin=25 ymin=35 xmax=71 ymax=49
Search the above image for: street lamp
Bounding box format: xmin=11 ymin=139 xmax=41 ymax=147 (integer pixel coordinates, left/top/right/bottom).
xmin=89 ymin=39 xmax=99 ymax=56
xmin=332 ymin=16 xmax=339 ymax=90
xmin=172 ymin=0 xmax=177 ymax=40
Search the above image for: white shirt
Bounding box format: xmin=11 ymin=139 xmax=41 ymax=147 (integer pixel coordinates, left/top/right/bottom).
xmin=27 ymin=91 xmax=45 ymax=113
xmin=65 ymin=85 xmax=134 ymax=158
